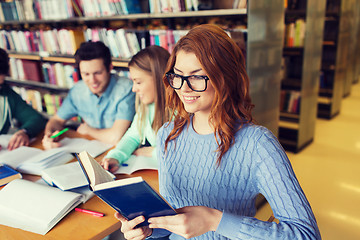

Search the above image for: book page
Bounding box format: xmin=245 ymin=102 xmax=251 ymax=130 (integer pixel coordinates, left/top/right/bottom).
xmin=41 ymin=162 xmax=89 ymax=190
xmin=78 ymin=151 xmax=114 ymax=188
xmin=0 ymin=146 xmax=43 ymax=169
xmin=0 ymin=134 xmax=12 ymax=152
xmin=115 ymin=155 xmax=158 ymax=175
xmin=60 ymin=137 xmax=113 ymax=157
xmin=0 ymin=179 xmax=83 ymax=235
xmin=16 ymin=148 xmax=74 ymax=175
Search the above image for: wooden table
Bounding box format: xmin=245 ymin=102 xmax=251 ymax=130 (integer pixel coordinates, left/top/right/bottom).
xmin=0 ymin=130 xmax=159 ymax=240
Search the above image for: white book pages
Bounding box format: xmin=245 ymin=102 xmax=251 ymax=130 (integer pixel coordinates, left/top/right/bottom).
xmin=0 ymin=179 xmax=83 ymax=235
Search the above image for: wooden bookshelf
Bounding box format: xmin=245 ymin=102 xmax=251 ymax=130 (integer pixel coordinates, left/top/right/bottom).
xmin=0 ymin=9 xmax=247 ymax=26
xmin=318 ymin=0 xmax=353 ymax=119
xmin=279 ymin=0 xmax=326 ymax=152
xmin=351 ymin=1 xmax=360 ymax=84
xmin=1 ymin=1 xmax=284 ymax=135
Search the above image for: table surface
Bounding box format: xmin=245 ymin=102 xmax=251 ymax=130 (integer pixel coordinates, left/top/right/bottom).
xmin=0 ymin=130 xmax=158 ymax=240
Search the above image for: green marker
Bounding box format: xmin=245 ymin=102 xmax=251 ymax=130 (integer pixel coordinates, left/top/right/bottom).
xmin=50 ymin=128 xmax=69 ymax=139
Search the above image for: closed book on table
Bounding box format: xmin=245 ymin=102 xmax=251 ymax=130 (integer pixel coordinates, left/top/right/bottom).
xmin=76 ymin=151 xmax=176 ymax=226
xmin=0 ymin=164 xmax=22 ymax=186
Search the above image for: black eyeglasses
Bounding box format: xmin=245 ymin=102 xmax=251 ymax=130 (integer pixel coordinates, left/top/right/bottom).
xmin=166 ymin=72 xmax=209 ymax=92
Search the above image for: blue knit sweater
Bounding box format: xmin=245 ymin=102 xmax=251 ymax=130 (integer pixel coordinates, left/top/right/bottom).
xmin=153 ymin=119 xmax=321 ymax=239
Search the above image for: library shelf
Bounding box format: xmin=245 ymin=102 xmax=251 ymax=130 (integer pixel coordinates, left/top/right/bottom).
xmin=1 ymin=1 xmax=284 ymax=136
xmin=279 ymin=0 xmax=326 ymax=152
xmin=317 ymin=0 xmax=354 ymax=119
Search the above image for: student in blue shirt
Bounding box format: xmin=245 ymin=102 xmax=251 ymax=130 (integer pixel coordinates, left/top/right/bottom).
xmin=102 ymin=45 xmax=170 ymax=173
xmin=42 ymin=41 xmax=135 ymax=148
xmin=115 ymin=24 xmax=320 ymax=240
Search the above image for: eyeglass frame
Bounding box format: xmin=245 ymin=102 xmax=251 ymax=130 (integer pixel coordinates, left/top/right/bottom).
xmin=165 ymin=72 xmax=210 ymax=92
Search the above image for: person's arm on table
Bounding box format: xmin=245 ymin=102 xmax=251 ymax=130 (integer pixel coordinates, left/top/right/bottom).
xmin=6 ymin=88 xmax=47 ymax=150
xmin=7 ymin=129 xmax=29 ymax=150
xmin=42 ymin=115 xmax=67 ymax=149
xmin=77 ymin=119 xmax=131 ymax=146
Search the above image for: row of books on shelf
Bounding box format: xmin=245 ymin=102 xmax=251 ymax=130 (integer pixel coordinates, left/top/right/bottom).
xmin=0 ymin=0 xmax=75 ymax=21
xmin=0 ymin=0 xmax=247 ymax=22
xmin=9 ymin=58 xmax=78 ymax=88
xmin=284 ymin=19 xmax=306 ymax=47
xmin=280 ymin=90 xmax=301 ymax=114
xmin=8 ymin=58 xmax=129 ymax=89
xmin=319 ymin=71 xmax=334 ymax=89
xmin=0 ymin=29 xmax=85 ymax=56
xmin=12 ymin=86 xmax=64 ymax=115
xmin=0 ymin=0 xmax=144 ymax=21
xmin=1 ymin=27 xmax=190 ymax=58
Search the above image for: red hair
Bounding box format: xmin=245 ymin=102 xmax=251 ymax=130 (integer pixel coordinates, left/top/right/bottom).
xmin=163 ymin=24 xmax=255 ymax=165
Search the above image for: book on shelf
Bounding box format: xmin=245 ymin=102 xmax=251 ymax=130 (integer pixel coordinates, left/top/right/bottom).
xmin=22 ymin=60 xmax=43 ymax=82
xmin=76 ymin=151 xmax=176 ymax=226
xmin=0 ymin=164 xmax=22 ymax=186
xmin=0 ymin=179 xmax=86 ymax=235
xmin=114 ymin=155 xmax=158 ymax=175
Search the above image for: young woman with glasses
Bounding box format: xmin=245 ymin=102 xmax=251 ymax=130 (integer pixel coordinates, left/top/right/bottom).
xmin=115 ymin=24 xmax=321 ymax=240
xmin=101 ymin=45 xmax=170 ymax=173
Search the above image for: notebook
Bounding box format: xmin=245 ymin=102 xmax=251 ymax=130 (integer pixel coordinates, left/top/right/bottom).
xmin=0 ymin=179 xmax=85 ymax=235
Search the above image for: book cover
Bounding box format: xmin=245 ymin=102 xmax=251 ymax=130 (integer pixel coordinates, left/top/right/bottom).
xmin=22 ymin=60 xmax=43 ymax=82
xmin=76 ymin=151 xmax=176 ymax=226
xmin=0 ymin=164 xmax=22 ymax=186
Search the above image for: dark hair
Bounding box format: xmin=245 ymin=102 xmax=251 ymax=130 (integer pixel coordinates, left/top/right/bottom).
xmin=163 ymin=24 xmax=254 ymax=165
xmin=74 ymin=41 xmax=112 ymax=72
xmin=129 ymin=45 xmax=170 ymax=133
xmin=0 ymin=48 xmax=10 ymax=75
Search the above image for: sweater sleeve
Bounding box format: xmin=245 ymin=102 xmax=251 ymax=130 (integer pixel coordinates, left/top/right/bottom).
xmin=7 ymin=88 xmax=47 ymax=138
xmin=216 ymin=128 xmax=321 ymax=240
xmin=105 ymin=112 xmax=141 ymax=163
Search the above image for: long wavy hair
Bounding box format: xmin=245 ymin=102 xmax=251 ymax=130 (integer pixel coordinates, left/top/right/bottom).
xmin=129 ymin=45 xmax=170 ymax=134
xmin=163 ymin=24 xmax=255 ymax=165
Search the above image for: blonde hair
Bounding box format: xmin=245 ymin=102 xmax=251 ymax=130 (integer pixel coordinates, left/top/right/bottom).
xmin=128 ymin=45 xmax=171 ymax=138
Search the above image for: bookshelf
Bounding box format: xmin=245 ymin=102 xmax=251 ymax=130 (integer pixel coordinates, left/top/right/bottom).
xmin=317 ymin=0 xmax=353 ymax=119
xmin=279 ymin=0 xmax=326 ymax=152
xmin=352 ymin=1 xmax=360 ymax=84
xmin=0 ymin=0 xmax=285 ymax=135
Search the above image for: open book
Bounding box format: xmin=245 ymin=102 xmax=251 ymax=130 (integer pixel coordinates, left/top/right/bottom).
xmin=0 ymin=146 xmax=74 ymax=175
xmin=59 ymin=137 xmax=113 ymax=158
xmin=115 ymin=155 xmax=158 ymax=175
xmin=41 ymin=161 xmax=115 ymax=191
xmin=76 ymin=151 xmax=176 ymax=226
xmin=0 ymin=137 xmax=112 ymax=176
xmin=0 ymin=179 xmax=85 ymax=235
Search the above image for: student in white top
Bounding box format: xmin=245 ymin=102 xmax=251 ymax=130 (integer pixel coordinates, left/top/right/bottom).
xmin=101 ymin=45 xmax=170 ymax=173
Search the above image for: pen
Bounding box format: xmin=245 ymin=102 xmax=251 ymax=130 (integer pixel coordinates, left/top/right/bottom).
xmin=121 ymin=163 xmax=128 ymax=167
xmin=75 ymin=208 xmax=104 ymax=217
xmin=50 ymin=128 xmax=69 ymax=139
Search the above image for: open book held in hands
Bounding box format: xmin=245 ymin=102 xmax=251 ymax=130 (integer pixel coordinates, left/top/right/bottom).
xmin=76 ymin=151 xmax=176 ymax=226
